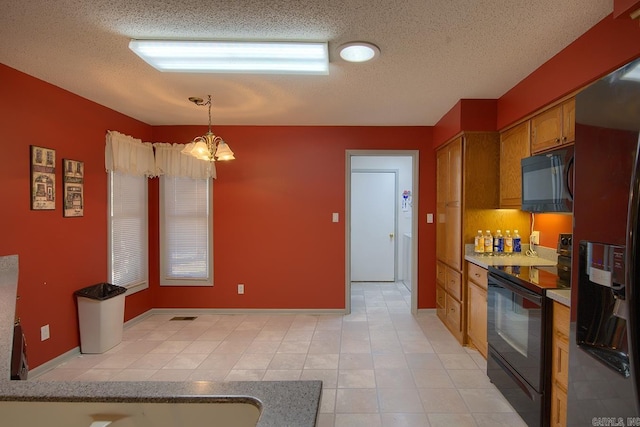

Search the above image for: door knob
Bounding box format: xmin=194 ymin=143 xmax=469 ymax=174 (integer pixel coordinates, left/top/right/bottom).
xmin=389 ymin=233 xmax=394 ymax=238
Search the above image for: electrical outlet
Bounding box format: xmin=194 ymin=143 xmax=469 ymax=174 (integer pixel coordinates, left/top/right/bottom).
xmin=41 ymin=324 xmax=50 ymax=341
xmin=238 ymin=284 xmax=245 ymax=295
xmin=531 ymin=231 xmax=540 ymax=245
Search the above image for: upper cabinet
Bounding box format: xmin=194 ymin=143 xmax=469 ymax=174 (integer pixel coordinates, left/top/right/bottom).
xmin=530 ymin=98 xmax=575 ymax=154
xmin=436 ymin=137 xmax=462 ymax=271
xmin=500 ymin=121 xmax=530 ymax=208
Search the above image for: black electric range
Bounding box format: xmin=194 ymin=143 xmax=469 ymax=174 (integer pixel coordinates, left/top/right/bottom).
xmin=488 ymin=264 xmax=569 ymax=296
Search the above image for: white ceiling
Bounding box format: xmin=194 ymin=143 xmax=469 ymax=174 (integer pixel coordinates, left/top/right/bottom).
xmin=0 ymin=0 xmax=612 ymax=127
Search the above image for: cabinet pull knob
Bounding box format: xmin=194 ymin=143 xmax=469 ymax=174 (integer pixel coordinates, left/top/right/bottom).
xmin=474 ymin=273 xmax=480 ymax=278
xmin=555 ymin=138 xmax=561 ymax=143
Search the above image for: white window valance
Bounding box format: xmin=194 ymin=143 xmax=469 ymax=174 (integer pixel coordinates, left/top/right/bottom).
xmin=105 ymin=130 xmax=156 ymax=177
xmin=153 ymin=142 xmax=217 ymax=180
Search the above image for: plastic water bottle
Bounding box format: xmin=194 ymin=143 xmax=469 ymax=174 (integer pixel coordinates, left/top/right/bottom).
xmin=484 ymin=230 xmax=493 ymax=255
xmin=493 ymin=229 xmax=504 ymax=255
xmin=474 ymin=230 xmax=484 ymax=255
xmin=504 ymin=230 xmax=513 ymax=255
xmin=513 ymin=230 xmax=522 ymax=254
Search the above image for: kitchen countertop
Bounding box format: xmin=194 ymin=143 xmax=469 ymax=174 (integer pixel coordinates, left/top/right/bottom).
xmin=0 ymin=255 xmax=321 ymax=427
xmin=547 ymin=289 xmax=571 ymax=307
xmin=464 ymin=243 xmax=558 ymax=269
xmin=464 ymin=254 xmax=557 ymax=269
xmin=465 ymin=245 xmax=572 ymax=307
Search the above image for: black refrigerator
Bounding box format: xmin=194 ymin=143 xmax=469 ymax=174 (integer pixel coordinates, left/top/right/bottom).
xmin=568 ymin=57 xmax=640 ymax=425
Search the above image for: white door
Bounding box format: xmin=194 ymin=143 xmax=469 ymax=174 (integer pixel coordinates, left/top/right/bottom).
xmin=350 ymin=171 xmax=396 ymax=281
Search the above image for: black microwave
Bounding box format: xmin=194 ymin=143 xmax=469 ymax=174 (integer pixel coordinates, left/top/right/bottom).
xmin=521 ymin=146 xmax=574 ymax=213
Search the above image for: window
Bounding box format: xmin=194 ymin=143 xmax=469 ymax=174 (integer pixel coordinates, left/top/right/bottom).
xmin=108 ymin=171 xmax=148 ymax=293
xmin=160 ymin=176 xmax=213 ymax=286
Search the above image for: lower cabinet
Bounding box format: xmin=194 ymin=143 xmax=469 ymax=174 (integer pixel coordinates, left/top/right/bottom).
xmin=550 ymin=301 xmax=570 ymax=427
xmin=465 ymin=262 xmax=488 ymax=358
xmin=436 ymin=260 xmax=463 ymax=342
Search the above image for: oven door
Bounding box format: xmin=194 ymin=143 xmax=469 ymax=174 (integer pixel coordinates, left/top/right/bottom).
xmin=487 ymin=272 xmax=545 ymax=392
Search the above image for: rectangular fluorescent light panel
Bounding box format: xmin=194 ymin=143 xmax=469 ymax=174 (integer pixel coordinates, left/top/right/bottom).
xmin=129 ymin=40 xmax=329 ymax=75
xmin=620 ymin=61 xmax=640 ymax=82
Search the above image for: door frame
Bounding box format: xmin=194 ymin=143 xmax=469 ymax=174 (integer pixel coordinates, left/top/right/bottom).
xmin=345 ymin=150 xmax=419 ymax=315
xmin=350 ymin=169 xmax=399 ymax=282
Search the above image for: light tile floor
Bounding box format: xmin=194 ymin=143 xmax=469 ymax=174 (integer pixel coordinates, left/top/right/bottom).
xmin=34 ymin=282 xmax=527 ymax=427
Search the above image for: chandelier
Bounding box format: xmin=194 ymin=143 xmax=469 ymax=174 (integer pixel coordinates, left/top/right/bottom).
xmin=181 ymin=95 xmax=235 ymax=162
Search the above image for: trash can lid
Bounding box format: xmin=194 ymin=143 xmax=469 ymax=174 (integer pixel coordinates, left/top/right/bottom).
xmin=74 ymin=283 xmax=127 ymax=300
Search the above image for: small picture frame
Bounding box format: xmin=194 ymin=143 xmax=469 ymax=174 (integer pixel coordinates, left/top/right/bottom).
xmin=63 ymin=159 xmax=84 ymax=217
xmin=30 ymin=145 xmax=56 ymax=210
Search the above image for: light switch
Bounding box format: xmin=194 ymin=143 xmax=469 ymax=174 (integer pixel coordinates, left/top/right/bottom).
xmin=332 ymin=212 xmax=339 ymax=223
xmin=426 ymin=213 xmax=434 ymax=223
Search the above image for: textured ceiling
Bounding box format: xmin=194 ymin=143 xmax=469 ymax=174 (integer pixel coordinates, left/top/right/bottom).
xmin=0 ymin=1 xmax=612 ymax=126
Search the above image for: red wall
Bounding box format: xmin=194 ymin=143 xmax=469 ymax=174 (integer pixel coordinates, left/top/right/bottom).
xmin=432 ymin=99 xmax=498 ymax=148
xmin=614 ymin=0 xmax=640 ymax=18
xmin=151 ymin=126 xmax=436 ymax=310
xmin=0 ymin=64 xmax=154 ymax=367
xmin=497 ymin=14 xmax=640 ymax=130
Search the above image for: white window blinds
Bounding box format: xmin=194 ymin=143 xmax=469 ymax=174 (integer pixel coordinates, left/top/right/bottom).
xmin=160 ymin=176 xmax=212 ymax=286
xmin=108 ymin=171 xmax=148 ymax=291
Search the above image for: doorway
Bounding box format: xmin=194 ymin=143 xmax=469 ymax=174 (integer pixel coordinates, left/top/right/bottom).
xmin=346 ymin=150 xmax=419 ymax=314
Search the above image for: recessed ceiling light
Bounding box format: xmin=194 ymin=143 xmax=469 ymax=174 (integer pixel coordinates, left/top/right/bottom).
xmin=129 ymin=40 xmax=329 ymax=75
xmin=338 ymin=42 xmax=380 ymax=63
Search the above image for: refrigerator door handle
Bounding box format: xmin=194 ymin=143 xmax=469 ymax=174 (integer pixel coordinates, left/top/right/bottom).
xmin=625 ymin=138 xmax=640 ymax=411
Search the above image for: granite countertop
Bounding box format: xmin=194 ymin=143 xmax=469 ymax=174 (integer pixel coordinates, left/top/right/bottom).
xmin=0 ymin=255 xmax=321 ymax=427
xmin=464 ymin=243 xmax=558 ymax=269
xmin=464 ymin=253 xmax=557 ymax=269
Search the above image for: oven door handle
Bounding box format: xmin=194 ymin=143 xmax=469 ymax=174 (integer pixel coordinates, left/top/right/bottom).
xmin=488 ymin=274 xmax=543 ymax=305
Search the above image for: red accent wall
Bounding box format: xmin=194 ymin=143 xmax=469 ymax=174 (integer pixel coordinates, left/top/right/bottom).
xmin=497 ymin=14 xmax=640 ymax=130
xmin=614 ymin=0 xmax=640 ymax=18
xmin=151 ymin=126 xmax=436 ymax=310
xmin=0 ymin=64 xmax=154 ymax=368
xmin=433 ymin=99 xmax=498 ymax=148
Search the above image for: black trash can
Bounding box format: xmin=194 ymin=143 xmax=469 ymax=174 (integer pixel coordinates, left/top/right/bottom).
xmin=74 ymin=283 xmax=127 ymax=353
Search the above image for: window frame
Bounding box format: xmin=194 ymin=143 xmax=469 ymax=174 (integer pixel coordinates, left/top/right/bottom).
xmin=159 ymin=175 xmax=214 ymax=287
xmin=107 ymin=171 xmax=149 ymax=295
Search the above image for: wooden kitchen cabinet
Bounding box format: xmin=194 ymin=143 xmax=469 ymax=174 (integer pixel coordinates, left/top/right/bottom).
xmin=531 ymin=98 xmax=575 ymax=154
xmin=436 ymin=259 xmax=463 ymax=341
xmin=466 ymin=261 xmax=488 ymax=358
xmin=550 ymin=301 xmax=570 ymax=427
xmin=436 ymin=137 xmax=462 ymax=272
xmin=500 ymin=121 xmax=530 ymax=208
xmin=436 ymin=132 xmax=499 ymax=344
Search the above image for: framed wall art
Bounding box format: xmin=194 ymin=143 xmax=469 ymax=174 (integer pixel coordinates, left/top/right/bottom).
xmin=30 ymin=145 xmax=56 ymax=210
xmin=63 ymin=159 xmax=84 ymax=217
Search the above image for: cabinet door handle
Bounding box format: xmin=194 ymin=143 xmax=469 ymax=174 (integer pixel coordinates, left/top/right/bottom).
xmin=555 ymin=138 xmax=561 ymax=143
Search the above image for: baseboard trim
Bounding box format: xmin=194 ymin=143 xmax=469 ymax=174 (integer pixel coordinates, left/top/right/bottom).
xmin=417 ymin=308 xmax=437 ymax=314
xmin=146 ymin=307 xmax=347 ymax=316
xmin=29 ymin=346 xmax=80 ymax=379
